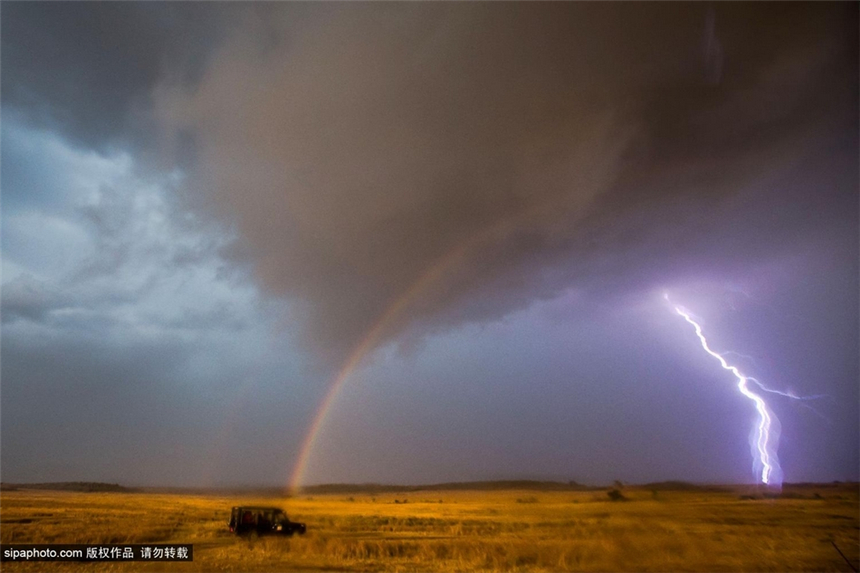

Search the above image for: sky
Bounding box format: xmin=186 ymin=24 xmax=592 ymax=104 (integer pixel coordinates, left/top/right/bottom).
xmin=1 ymin=2 xmax=857 ymax=489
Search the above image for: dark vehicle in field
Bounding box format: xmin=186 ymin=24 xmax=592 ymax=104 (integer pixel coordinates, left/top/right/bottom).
xmin=228 ymin=506 xmax=306 ymax=536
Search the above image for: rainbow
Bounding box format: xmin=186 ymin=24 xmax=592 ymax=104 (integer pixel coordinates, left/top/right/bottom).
xmin=287 ymin=240 xmax=473 ymax=491
xmin=286 ymin=208 xmax=553 ymax=491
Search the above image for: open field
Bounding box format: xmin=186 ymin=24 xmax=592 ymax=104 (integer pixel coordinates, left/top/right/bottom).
xmin=1 ymin=483 xmax=858 ymax=572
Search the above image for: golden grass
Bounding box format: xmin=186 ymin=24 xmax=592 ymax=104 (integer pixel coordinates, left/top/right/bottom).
xmin=1 ymin=484 xmax=857 ymax=571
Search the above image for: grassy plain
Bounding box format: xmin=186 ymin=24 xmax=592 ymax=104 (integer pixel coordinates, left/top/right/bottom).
xmin=1 ymin=483 xmax=857 ymax=572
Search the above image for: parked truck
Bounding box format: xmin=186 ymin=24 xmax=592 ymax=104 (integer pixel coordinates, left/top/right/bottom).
xmin=228 ymin=506 xmax=306 ymax=536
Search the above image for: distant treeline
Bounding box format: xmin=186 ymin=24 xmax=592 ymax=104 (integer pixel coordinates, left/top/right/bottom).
xmin=0 ymin=482 xmax=135 ymax=493
xmin=2 ymin=480 xmax=852 ymax=495
xmin=298 ymin=480 xmax=596 ymax=495
xmin=640 ymin=481 xmax=729 ymax=492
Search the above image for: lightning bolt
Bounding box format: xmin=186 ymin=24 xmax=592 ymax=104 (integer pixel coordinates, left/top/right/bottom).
xmin=665 ymin=293 xmax=781 ymax=486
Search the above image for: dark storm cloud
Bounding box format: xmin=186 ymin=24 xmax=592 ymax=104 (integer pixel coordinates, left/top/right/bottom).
xmin=156 ymin=3 xmax=858 ymax=359
xmin=0 ymin=2 xmax=259 ymax=153
xmin=4 ymin=2 xmax=855 ymax=361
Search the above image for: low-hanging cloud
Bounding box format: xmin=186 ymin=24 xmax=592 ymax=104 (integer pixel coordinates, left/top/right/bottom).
xmin=157 ymin=3 xmax=858 ymax=360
